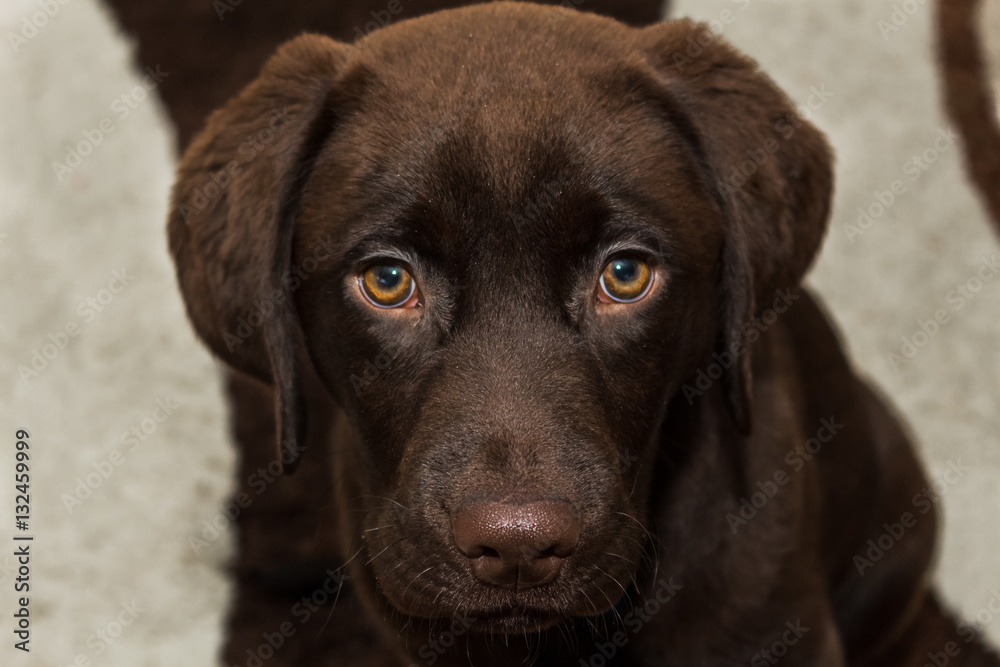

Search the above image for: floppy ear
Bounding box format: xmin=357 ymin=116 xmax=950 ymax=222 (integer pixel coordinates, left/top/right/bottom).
xmin=640 ymin=21 xmax=834 ymax=433
xmin=167 ymin=35 xmax=350 ymax=472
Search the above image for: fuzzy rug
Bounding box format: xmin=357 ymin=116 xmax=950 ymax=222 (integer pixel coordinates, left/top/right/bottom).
xmin=0 ymin=0 xmax=998 ymax=664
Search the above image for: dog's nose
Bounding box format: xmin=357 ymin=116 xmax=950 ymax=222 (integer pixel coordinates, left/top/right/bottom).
xmin=451 ymin=500 xmax=581 ymax=590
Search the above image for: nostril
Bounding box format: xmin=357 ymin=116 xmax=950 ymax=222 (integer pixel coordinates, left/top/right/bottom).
xmin=536 ymin=545 xmax=558 ymax=559
xmin=451 ymin=499 xmax=581 ymax=589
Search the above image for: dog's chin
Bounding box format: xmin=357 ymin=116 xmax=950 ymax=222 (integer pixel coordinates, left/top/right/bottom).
xmin=374 ymin=558 xmax=638 ymax=636
xmin=400 ymin=604 xmax=570 ymax=635
xmin=468 ymin=609 xmax=562 ymax=635
xmin=386 ymin=592 xmax=617 ymax=636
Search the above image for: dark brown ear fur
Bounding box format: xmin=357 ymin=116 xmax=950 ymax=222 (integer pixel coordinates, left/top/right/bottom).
xmin=641 ymin=21 xmax=834 ymax=432
xmin=167 ymin=35 xmax=349 ymax=471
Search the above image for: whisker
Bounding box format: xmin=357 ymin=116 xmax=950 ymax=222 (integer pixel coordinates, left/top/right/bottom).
xmin=352 ymin=494 xmax=411 ymax=512
xmin=431 ymin=582 xmax=449 ymax=606
xmin=595 ymin=566 xmax=632 ymax=617
xmin=578 ymin=587 xmax=608 ymax=638
xmin=401 ymin=565 xmax=437 ymax=605
xmin=615 ymin=511 xmax=662 ymax=582
xmin=616 ymin=511 xmax=664 ymax=550
xmin=605 ymin=551 xmax=642 ymax=593
xmin=364 ymin=524 xmax=397 ymax=533
xmin=365 ymin=537 xmax=406 ymax=566
xmin=337 ymin=497 xmax=409 ymax=579
xmin=337 ymin=540 xmax=369 ymax=571
xmin=381 ymin=556 xmax=413 ymax=580
xmin=415 ymin=576 xmax=437 ymax=603
xmin=626 ymin=464 xmax=643 ymax=500
xmin=592 ymin=577 xmax=625 ymax=632
xmin=604 ymin=551 xmax=638 ymax=568
xmin=315 ymin=568 xmax=348 ymax=637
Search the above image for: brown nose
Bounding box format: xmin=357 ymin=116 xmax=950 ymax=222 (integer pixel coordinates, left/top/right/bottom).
xmin=451 ymin=500 xmax=581 ymax=590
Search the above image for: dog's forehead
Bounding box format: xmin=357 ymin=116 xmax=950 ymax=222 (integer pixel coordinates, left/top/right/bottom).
xmin=354 ymin=3 xmax=637 ymax=81
xmin=299 ymin=5 xmax=722 ymax=279
xmin=343 ymin=2 xmax=650 ymax=155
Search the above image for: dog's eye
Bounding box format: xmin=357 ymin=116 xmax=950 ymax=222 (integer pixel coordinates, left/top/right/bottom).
xmin=359 ymin=265 xmax=417 ymax=308
xmin=598 ymin=258 xmax=652 ymax=303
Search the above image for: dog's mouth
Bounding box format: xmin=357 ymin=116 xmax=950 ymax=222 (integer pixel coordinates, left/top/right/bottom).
xmin=464 ymin=605 xmax=563 ymax=634
xmin=363 ymin=504 xmax=650 ymax=633
xmin=379 ymin=574 xmax=635 ymax=635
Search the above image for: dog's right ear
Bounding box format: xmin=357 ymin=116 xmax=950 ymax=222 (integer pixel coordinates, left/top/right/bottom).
xmin=167 ymin=35 xmax=350 ymax=473
xmin=639 ymin=21 xmax=834 ymax=434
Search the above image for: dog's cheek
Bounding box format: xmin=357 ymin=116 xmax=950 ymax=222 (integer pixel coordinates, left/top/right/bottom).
xmin=292 ymin=275 xmax=413 ymax=471
xmin=596 ymin=284 xmax=713 ymax=436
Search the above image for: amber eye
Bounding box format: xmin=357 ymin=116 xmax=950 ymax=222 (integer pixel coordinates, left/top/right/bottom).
xmin=359 ymin=265 xmax=416 ymax=308
xmin=598 ymin=258 xmax=652 ymax=303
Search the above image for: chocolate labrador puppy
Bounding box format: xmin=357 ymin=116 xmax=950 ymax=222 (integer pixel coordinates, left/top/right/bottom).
xmin=166 ymin=2 xmax=999 ymax=665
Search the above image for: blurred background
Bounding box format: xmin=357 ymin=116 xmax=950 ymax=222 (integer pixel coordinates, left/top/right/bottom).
xmin=0 ymin=0 xmax=998 ymax=664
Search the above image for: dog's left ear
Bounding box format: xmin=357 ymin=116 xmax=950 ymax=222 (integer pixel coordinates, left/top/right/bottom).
xmin=167 ymin=35 xmax=351 ymax=472
xmin=639 ymin=21 xmax=834 ymax=433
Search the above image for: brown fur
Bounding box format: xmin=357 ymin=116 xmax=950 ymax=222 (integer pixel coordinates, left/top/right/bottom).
xmin=937 ymin=0 xmax=1000 ymax=235
xmin=161 ymin=3 xmax=999 ymax=665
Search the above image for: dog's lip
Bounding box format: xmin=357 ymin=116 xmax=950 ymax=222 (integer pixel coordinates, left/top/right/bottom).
xmin=463 ymin=606 xmax=562 ymax=632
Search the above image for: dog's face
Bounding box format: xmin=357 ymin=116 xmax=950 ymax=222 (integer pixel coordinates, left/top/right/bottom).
xmin=168 ymin=2 xmax=831 ymax=634
xmin=294 ymin=32 xmax=723 ymax=626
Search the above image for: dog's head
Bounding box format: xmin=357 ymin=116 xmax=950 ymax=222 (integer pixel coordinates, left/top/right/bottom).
xmin=168 ymin=2 xmax=831 ymax=634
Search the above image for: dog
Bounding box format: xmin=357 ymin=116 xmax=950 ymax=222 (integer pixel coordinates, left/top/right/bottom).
xmin=165 ymin=3 xmax=1000 ymax=665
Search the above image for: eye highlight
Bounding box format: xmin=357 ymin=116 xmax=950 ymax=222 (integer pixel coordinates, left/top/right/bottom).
xmin=359 ymin=264 xmax=417 ymax=308
xmin=598 ymin=258 xmax=652 ymax=304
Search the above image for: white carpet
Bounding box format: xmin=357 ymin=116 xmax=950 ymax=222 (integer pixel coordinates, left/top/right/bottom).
xmin=0 ymin=0 xmax=997 ymax=664
xmin=0 ymin=1 xmax=233 ymax=664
